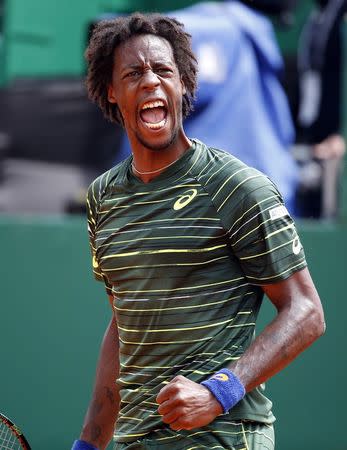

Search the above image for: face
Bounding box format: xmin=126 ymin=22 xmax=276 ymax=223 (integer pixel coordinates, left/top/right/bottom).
xmin=108 ymin=34 xmax=186 ymax=152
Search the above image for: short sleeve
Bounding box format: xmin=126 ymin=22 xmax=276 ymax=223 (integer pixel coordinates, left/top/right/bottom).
xmin=86 ymin=180 xmax=113 ymax=296
xmin=228 ymin=176 xmax=307 ymax=284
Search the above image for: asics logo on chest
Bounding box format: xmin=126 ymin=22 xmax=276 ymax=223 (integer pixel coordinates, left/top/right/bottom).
xmin=173 ymin=189 xmax=198 ymax=210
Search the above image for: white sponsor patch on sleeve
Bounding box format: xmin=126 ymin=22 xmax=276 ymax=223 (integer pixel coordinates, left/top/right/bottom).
xmin=269 ymin=205 xmax=289 ymax=221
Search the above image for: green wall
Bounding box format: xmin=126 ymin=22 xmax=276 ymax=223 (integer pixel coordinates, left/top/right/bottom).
xmin=2 ymin=0 xmax=203 ymax=84
xmin=2 ymin=1 xmax=322 ymax=84
xmin=0 ymin=215 xmax=346 ymax=449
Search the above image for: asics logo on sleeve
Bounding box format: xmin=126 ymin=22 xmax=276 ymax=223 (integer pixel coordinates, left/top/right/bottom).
xmin=292 ymin=235 xmax=302 ymax=255
xmin=173 ymin=189 xmax=198 ymax=210
xmin=292 ymin=228 xmax=302 ymax=255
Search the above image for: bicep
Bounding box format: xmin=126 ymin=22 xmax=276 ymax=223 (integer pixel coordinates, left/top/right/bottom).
xmin=262 ymin=267 xmax=324 ymax=319
xmin=108 ymin=295 xmax=118 ymax=329
xmin=101 ymin=298 xmax=119 ymax=367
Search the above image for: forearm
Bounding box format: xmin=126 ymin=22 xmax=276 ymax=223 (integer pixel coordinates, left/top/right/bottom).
xmin=155 ymin=270 xmax=325 ymax=431
xmin=229 ymin=281 xmax=325 ymax=392
xmin=80 ymin=315 xmax=120 ymax=450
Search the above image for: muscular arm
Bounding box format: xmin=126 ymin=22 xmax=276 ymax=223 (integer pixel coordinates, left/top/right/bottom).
xmin=229 ymin=267 xmax=325 ymax=391
xmin=157 ymin=267 xmax=325 ymax=430
xmin=80 ymin=297 xmax=120 ymax=450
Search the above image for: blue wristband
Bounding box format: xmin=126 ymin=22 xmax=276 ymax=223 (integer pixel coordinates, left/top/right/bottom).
xmin=72 ymin=440 xmax=99 ymax=450
xmin=201 ymin=368 xmax=246 ymax=413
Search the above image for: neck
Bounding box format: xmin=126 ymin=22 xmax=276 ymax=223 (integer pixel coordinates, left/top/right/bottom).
xmin=130 ymin=133 xmax=192 ymax=183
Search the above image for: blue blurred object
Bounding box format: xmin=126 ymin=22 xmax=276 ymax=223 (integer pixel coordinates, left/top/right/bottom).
xmin=111 ymin=1 xmax=298 ymax=213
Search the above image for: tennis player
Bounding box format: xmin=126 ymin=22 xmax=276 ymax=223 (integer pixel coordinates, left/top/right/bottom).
xmin=72 ymin=13 xmax=325 ymax=450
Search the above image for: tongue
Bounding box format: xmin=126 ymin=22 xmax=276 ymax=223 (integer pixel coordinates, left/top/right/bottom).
xmin=140 ymin=107 xmax=166 ymax=124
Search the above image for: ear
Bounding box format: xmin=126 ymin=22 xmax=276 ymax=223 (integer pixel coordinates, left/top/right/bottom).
xmin=181 ymin=77 xmax=187 ymax=95
xmin=108 ymin=85 xmax=117 ymax=104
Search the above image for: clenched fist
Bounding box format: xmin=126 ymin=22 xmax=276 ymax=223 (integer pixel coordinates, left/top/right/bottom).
xmin=156 ymin=375 xmax=223 ymax=431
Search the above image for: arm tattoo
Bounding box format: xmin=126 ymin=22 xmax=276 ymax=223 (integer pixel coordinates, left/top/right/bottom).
xmin=90 ymin=423 xmax=102 ymax=442
xmin=90 ymin=401 xmax=103 ymax=417
xmin=105 ymin=386 xmax=115 ymax=405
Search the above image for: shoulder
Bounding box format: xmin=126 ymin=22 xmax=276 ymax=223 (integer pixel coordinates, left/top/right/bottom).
xmin=195 ymin=141 xmax=281 ymax=206
xmin=86 ymin=158 xmax=130 ymax=206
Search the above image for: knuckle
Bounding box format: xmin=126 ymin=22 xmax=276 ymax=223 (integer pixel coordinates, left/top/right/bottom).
xmin=171 ymin=384 xmax=180 ymax=393
xmin=175 ymin=393 xmax=185 ymax=404
xmin=175 ymin=375 xmax=185 ymax=381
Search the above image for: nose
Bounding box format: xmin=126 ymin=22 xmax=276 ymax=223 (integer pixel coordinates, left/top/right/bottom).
xmin=141 ymin=69 xmax=160 ymax=90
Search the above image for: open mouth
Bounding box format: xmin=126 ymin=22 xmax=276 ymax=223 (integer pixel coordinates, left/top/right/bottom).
xmin=139 ymin=100 xmax=168 ymax=130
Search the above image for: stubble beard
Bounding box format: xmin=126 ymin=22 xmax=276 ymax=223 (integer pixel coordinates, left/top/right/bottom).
xmin=135 ymin=127 xmax=179 ymax=152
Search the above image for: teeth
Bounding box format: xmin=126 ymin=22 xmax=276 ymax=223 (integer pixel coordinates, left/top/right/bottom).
xmin=142 ymin=100 xmax=165 ymax=110
xmin=145 ymin=118 xmax=166 ymax=129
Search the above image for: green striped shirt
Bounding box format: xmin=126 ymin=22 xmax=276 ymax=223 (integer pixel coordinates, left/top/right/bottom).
xmin=87 ymin=139 xmax=306 ymax=443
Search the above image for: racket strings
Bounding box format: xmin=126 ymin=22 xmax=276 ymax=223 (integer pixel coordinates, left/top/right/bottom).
xmin=0 ymin=421 xmax=23 ymax=449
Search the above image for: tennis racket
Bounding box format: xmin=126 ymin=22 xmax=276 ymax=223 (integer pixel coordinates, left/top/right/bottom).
xmin=0 ymin=413 xmax=31 ymax=449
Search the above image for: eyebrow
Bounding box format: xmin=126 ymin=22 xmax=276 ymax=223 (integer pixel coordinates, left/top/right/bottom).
xmin=121 ymin=64 xmax=141 ymax=72
xmin=120 ymin=59 xmax=174 ymax=73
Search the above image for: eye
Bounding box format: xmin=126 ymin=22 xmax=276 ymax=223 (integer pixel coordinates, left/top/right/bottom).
xmin=125 ymin=70 xmax=140 ymax=79
xmin=156 ymin=67 xmax=173 ymax=75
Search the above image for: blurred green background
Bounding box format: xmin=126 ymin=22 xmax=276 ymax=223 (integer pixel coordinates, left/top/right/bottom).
xmin=1 ymin=0 xmax=317 ymax=84
xmin=0 ymin=1 xmax=346 ymax=449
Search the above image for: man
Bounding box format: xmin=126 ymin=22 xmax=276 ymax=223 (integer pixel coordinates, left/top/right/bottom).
xmin=115 ymin=1 xmax=299 ymax=214
xmin=72 ymin=13 xmax=325 ymax=450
